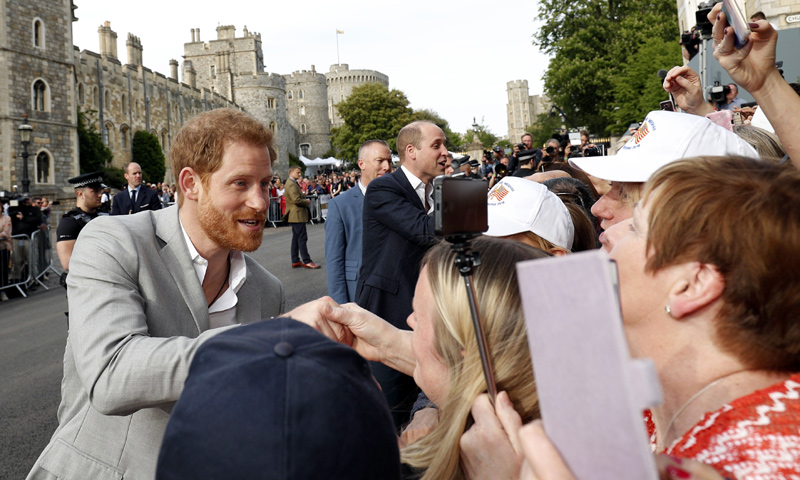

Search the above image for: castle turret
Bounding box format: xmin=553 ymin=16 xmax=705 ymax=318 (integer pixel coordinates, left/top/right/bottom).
xmin=98 ymin=21 xmax=118 ymax=60
xmin=285 ymin=65 xmax=332 ymax=158
xmin=126 ymin=33 xmax=143 ymax=66
xmin=169 ymin=59 xmax=179 ymax=81
xmin=183 ymin=60 xmax=197 ymax=88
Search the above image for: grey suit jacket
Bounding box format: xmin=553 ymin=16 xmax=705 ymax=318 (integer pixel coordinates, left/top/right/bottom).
xmin=27 ymin=206 xmax=284 ymax=480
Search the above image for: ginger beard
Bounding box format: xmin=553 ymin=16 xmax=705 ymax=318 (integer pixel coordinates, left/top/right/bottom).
xmin=197 ymin=185 xmax=266 ymax=252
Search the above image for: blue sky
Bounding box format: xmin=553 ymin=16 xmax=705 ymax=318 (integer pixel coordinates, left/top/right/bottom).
xmin=71 ymin=0 xmax=551 ymax=138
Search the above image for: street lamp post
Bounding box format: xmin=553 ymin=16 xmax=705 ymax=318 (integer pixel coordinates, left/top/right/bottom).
xmin=18 ymin=116 xmax=33 ymax=194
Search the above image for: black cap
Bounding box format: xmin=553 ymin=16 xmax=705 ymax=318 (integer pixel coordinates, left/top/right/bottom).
xmin=517 ymin=149 xmax=538 ymax=162
xmin=68 ymin=171 xmax=105 ymax=189
xmin=157 ymin=318 xmax=401 ymax=480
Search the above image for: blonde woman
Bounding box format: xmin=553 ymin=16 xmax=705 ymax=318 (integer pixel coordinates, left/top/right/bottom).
xmin=326 ymin=236 xmax=546 ymax=479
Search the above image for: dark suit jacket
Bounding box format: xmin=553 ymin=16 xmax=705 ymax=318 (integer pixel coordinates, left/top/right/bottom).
xmin=111 ymin=186 xmax=163 ymax=215
xmin=324 ymin=185 xmax=364 ymax=304
xmin=356 ymin=168 xmax=437 ymax=329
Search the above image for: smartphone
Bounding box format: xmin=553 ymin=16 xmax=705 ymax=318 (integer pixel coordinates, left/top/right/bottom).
xmin=659 ymin=99 xmax=675 ymax=111
xmin=721 ymin=0 xmax=750 ymax=49
xmin=433 ymin=176 xmax=488 ymax=241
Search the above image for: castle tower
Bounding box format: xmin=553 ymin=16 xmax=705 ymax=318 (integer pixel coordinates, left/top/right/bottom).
xmin=98 ymin=21 xmax=118 ymax=60
xmin=184 ymin=25 xmax=292 ymax=176
xmin=285 ymin=65 xmax=332 ymax=158
xmin=0 ymin=0 xmax=79 ymax=193
xmin=506 ymin=80 xmax=535 ymax=144
xmin=126 ymin=34 xmax=143 ymax=66
xmin=325 ymin=64 xmax=389 ymax=128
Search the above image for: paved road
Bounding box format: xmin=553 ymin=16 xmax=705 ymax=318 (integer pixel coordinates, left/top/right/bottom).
xmin=0 ymin=223 xmax=330 ymax=479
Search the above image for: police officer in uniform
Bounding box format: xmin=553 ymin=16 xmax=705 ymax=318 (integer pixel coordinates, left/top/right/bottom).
xmin=56 ymin=172 xmax=104 ymax=279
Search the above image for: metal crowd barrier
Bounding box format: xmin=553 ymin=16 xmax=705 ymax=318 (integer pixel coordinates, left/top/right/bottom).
xmin=0 ymin=227 xmax=61 ymax=299
xmin=308 ymin=195 xmax=324 ymax=224
xmin=30 ymin=227 xmax=60 ymax=289
xmin=267 ymin=195 xmax=283 ymax=228
xmin=1 ymin=234 xmax=33 ymax=298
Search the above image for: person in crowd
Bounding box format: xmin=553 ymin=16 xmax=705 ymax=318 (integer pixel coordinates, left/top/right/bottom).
xmin=732 ymin=124 xmax=785 ymax=160
xmin=111 ymin=162 xmax=163 ymax=215
xmin=330 ymin=172 xmax=343 ymax=197
xmin=99 ymin=186 xmax=112 ymax=213
xmin=26 ymin=108 xmax=286 ymax=480
xmin=718 ymin=83 xmax=744 ymax=110
xmin=485 ymin=177 xmax=574 ymax=256
xmin=570 ymin=110 xmax=759 ymax=232
xmin=9 ymin=196 xmax=44 ymax=285
xmin=461 ymin=159 xmax=482 ymax=179
xmin=160 ymin=185 xmax=171 ymax=208
xmin=482 ymin=150 xmax=496 ymax=178
xmin=283 ymin=166 xmax=320 ymax=269
xmin=55 ymin=172 xmax=104 ymax=272
xmin=312 ymin=237 xmax=545 ymax=479
xmin=460 ymin=155 xmax=800 ymax=479
xmin=662 ymin=65 xmax=789 ymax=163
xmin=357 ymin=120 xmax=444 ymax=429
xmin=542 ymin=176 xmax=599 ymax=251
xmin=38 ymin=197 xmax=50 ymax=223
xmin=325 ymin=139 xmax=391 ymax=304
xmin=156 ymin=318 xmax=401 ymax=480
xmin=512 ymin=150 xmax=538 ymax=178
xmin=0 ymin=198 xmax=11 ymax=301
xmin=540 ymin=139 xmax=561 ymax=166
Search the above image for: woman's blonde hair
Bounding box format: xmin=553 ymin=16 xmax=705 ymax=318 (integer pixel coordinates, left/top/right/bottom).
xmin=401 ymin=237 xmax=547 ymax=479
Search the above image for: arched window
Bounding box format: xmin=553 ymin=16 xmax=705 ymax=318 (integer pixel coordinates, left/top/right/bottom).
xmin=269 ymin=121 xmax=276 ymax=133
xmin=77 ymin=83 xmax=85 ymax=104
xmin=301 ymin=124 xmax=307 ymax=134
xmin=32 ymin=79 xmax=48 ymax=112
xmin=104 ymin=90 xmax=110 ymax=108
xmin=300 ymin=144 xmax=310 ymax=157
xmin=299 ymin=90 xmax=304 ymax=99
xmin=93 ymin=86 xmax=98 ymax=107
xmin=122 ymin=94 xmax=127 ymax=114
xmin=288 ymin=90 xmax=293 ymax=100
xmin=36 ymin=151 xmax=51 ymax=184
xmin=104 ymin=122 xmax=114 ymax=146
xmin=120 ymin=125 xmax=129 ymax=150
xmin=33 ymin=18 xmax=45 ymax=49
xmin=299 ymin=106 xmax=305 ymax=116
xmin=161 ymin=131 xmax=168 ymax=150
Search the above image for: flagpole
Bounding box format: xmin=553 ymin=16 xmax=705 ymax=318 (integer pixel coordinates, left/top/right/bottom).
xmin=336 ymin=29 xmax=340 ymax=65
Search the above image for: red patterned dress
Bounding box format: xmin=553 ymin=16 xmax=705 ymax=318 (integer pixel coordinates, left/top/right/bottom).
xmin=647 ymin=374 xmax=800 ymax=479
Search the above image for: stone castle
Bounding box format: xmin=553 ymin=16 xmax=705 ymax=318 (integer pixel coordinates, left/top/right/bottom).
xmin=506 ymin=80 xmax=551 ymax=144
xmin=0 ymin=0 xmax=388 ymax=194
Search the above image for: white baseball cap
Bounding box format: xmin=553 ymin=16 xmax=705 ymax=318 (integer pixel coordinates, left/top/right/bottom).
xmin=485 ymin=177 xmax=574 ymax=250
xmin=569 ymin=110 xmax=759 ymax=183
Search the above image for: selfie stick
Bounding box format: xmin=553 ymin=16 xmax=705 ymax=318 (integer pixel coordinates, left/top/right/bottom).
xmin=449 ymin=238 xmax=498 ymax=404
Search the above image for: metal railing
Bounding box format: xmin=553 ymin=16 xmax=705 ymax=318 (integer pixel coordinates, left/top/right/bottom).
xmin=0 ymin=227 xmax=60 ymax=298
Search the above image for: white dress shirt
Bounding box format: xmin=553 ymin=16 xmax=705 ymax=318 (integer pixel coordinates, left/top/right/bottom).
xmin=180 ymin=218 xmax=247 ymax=329
xmin=400 ymin=165 xmax=433 ymax=215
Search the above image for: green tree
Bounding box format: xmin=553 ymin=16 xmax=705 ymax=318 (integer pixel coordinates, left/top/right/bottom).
xmin=462 ymin=121 xmax=499 ymax=149
xmin=609 ymin=36 xmax=682 ymax=132
xmin=535 ymin=0 xmax=681 ymax=135
xmin=526 ymin=113 xmax=565 ymax=147
xmin=411 ymin=108 xmax=462 ymax=150
xmin=330 ymin=83 xmax=413 ymax=160
xmin=77 ymin=108 xmax=113 ymax=174
xmin=132 ymin=131 xmax=166 ymax=183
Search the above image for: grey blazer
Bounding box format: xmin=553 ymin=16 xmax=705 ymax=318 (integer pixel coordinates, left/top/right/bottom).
xmin=27 ymin=206 xmax=285 ymax=480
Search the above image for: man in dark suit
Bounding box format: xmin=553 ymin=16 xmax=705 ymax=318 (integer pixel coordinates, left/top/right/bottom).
xmin=283 ymin=166 xmax=320 ymax=269
xmin=356 ymin=121 xmax=447 ymax=428
xmin=324 ymin=139 xmax=391 ymax=304
xmin=111 ymin=162 xmax=163 ymax=215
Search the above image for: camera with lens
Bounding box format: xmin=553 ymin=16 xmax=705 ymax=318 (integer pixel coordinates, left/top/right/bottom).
xmin=582 ymin=145 xmax=603 ymax=157
xmin=493 ymin=163 xmax=508 ymax=180
xmin=707 ymin=81 xmax=731 ymax=104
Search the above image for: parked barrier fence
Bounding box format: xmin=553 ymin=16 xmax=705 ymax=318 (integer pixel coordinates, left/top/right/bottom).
xmin=0 ymin=227 xmax=60 ymax=299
